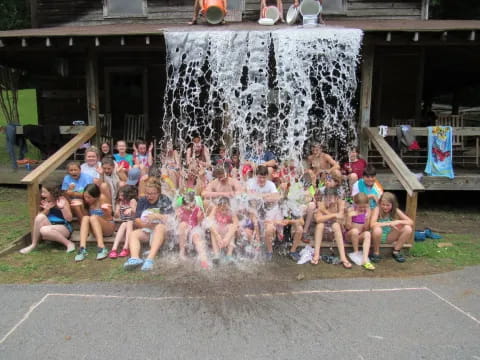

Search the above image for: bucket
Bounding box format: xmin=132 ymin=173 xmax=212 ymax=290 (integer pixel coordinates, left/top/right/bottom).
xmin=262 ymin=5 xmax=280 ymax=24
xmin=202 ymin=0 xmax=226 ymax=25
xmin=299 ymin=0 xmax=322 ymax=16
xmin=302 ymin=14 xmax=318 ymax=27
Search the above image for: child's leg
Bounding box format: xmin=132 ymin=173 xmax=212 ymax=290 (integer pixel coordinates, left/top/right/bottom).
xmin=224 ymin=224 xmax=237 ymax=256
xmin=192 ymin=233 xmax=208 ymax=263
xmin=146 ymin=224 xmax=167 ymax=261
xmin=277 ymin=0 xmax=284 ymax=21
xmin=388 ymin=225 xmax=413 ymax=252
xmin=79 ymin=215 xmax=92 ymax=249
xmin=311 ymin=222 xmax=325 ymax=264
xmin=122 ymin=221 xmax=133 ymax=250
xmin=89 ymin=215 xmax=115 ymax=249
xmin=39 ymin=225 xmax=74 ymax=252
xmin=303 ymin=202 xmax=316 ymax=238
xmin=360 ymin=231 xmax=371 ymax=264
xmin=371 ymin=225 xmax=383 ymax=256
xmin=178 ymin=222 xmax=189 ymax=258
xmin=289 ymin=220 xmax=304 ymax=253
xmin=128 ymin=229 xmax=148 ymax=259
xmin=71 ymin=203 xmax=86 ymax=222
xmin=347 ymin=228 xmax=360 ymax=253
xmin=332 ymin=223 xmax=351 ymax=267
xmin=260 ymin=0 xmax=266 ymax=18
xmin=112 ymin=222 xmax=127 ymax=251
xmin=210 ymin=227 xmax=221 ymax=256
xmin=20 ymin=213 xmax=50 ymax=254
xmin=264 ymin=222 xmax=275 ymax=253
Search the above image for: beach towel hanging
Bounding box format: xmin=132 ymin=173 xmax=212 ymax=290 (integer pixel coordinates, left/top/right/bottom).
xmin=425 ymin=126 xmax=454 ymax=179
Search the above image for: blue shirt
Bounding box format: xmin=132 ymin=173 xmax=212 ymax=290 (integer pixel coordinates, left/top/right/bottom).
xmin=245 ymin=150 xmax=276 ymax=165
xmin=61 ymin=173 xmax=94 ymax=192
xmin=113 ymin=153 xmax=134 ymax=167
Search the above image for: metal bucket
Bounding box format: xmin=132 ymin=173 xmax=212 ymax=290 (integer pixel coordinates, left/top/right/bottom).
xmin=203 ymin=0 xmax=226 ymax=25
xmin=302 ymin=14 xmax=318 ymax=27
xmin=299 ymin=0 xmax=322 ymax=17
xmin=262 ymin=5 xmax=280 ymax=24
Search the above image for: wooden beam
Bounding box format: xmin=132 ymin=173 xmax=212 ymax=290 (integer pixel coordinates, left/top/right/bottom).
xmin=382 ymin=126 xmax=480 ymax=137
xmin=27 ymin=182 xmax=40 ymax=230
xmin=85 ymin=50 xmax=100 ymax=146
xmin=21 ymin=126 xmax=96 ymax=185
xmin=15 ymin=125 xmax=89 ymax=135
xmin=405 ymin=192 xmax=418 ymax=245
xmin=364 ymin=127 xmax=424 ymax=195
xmin=359 ymin=45 xmax=375 ymax=160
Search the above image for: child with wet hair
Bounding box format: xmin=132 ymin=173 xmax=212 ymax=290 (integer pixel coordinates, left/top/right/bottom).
xmin=207 ymin=196 xmax=238 ymax=264
xmin=311 ymin=174 xmax=352 ymax=269
xmin=176 ymin=191 xmax=209 ymax=269
xmin=345 ymin=192 xmax=375 ymax=270
xmin=108 ymin=185 xmax=138 ymax=259
xmin=61 ymin=161 xmax=94 ymax=222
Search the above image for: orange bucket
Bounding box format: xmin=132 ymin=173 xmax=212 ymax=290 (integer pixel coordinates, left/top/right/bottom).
xmin=202 ymin=0 xmax=226 ymax=25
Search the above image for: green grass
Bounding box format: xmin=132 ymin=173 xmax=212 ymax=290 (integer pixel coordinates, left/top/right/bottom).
xmin=0 ymin=89 xmax=41 ymax=165
xmin=410 ymin=234 xmax=480 ymax=266
xmin=0 ymin=187 xmax=30 ymax=250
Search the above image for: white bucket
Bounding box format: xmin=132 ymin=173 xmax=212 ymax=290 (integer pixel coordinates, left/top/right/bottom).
xmin=205 ymin=6 xmax=225 ymax=25
xmin=303 ymin=14 xmax=318 ymax=27
xmin=286 ymin=5 xmax=299 ymax=25
xmin=262 ymin=5 xmax=280 ymax=24
xmin=299 ymin=0 xmax=322 ymax=16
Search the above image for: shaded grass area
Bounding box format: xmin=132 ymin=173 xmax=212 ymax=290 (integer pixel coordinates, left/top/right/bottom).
xmin=0 ymin=187 xmax=29 ymax=250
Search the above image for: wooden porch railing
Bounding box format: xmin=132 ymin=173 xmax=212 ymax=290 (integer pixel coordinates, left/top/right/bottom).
xmin=21 ymin=126 xmax=96 ymax=229
xmin=364 ymin=127 xmax=425 ymax=245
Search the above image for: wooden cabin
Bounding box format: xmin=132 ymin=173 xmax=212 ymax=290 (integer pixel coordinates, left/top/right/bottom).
xmin=1 ymin=0 xmax=480 ymax=243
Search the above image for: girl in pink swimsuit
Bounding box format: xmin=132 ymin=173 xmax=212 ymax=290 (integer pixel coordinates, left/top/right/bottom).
xmin=176 ymin=192 xmax=208 ymax=269
xmin=207 ymin=197 xmax=238 ymax=264
xmin=345 ymin=193 xmax=375 ymax=270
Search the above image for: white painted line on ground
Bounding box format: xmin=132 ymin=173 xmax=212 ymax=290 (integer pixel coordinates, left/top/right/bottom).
xmin=1 ymin=286 xmax=478 ymax=345
xmin=425 ymin=287 xmax=480 ymax=326
xmin=0 ymin=294 xmax=49 ymax=345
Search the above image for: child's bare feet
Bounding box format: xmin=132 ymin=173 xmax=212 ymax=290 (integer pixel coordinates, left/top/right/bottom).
xmin=188 ymin=18 xmax=197 ymax=25
xmin=19 ymin=245 xmax=35 ymax=254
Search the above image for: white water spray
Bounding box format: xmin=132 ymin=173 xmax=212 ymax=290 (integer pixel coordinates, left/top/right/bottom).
xmin=162 ymin=27 xmax=363 ymax=163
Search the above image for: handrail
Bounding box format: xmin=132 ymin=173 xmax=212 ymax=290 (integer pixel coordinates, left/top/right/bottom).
xmin=381 ymin=126 xmax=480 ymax=137
xmin=364 ymin=127 xmax=424 ymax=196
xmin=21 ymin=126 xmax=96 ymax=229
xmin=21 ymin=126 xmax=96 ymax=184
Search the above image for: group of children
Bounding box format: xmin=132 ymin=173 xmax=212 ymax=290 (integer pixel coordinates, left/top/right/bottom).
xmin=20 ymin=136 xmax=413 ymax=272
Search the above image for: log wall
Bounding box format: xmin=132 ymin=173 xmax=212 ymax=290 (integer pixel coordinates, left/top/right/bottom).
xmin=35 ymin=0 xmax=424 ymax=27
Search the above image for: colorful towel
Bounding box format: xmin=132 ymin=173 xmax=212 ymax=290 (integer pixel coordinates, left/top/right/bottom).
xmin=425 ymin=126 xmax=454 ymax=179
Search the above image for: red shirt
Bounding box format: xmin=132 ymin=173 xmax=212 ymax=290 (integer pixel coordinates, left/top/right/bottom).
xmin=343 ymin=158 xmax=367 ymax=178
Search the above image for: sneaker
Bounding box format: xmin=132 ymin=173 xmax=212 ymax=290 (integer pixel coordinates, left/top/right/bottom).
xmin=289 ymin=251 xmax=301 ymax=262
xmin=362 ymin=262 xmax=376 ymax=271
xmin=108 ymin=250 xmax=118 ymax=259
xmin=96 ymin=248 xmax=108 ymax=260
xmin=212 ymin=255 xmax=221 ymax=266
xmin=75 ymin=248 xmax=88 ymax=262
xmin=369 ymin=253 xmax=382 ymax=263
xmin=392 ymin=251 xmax=406 ymax=263
xmin=141 ymin=259 xmax=154 ymax=271
xmin=265 ymin=252 xmax=273 ymax=262
xmin=224 ymin=255 xmax=235 ymax=264
xmin=123 ymin=258 xmax=144 ymax=270
xmin=200 ymin=260 xmax=210 ymax=270
xmin=119 ymin=248 xmax=130 ymax=257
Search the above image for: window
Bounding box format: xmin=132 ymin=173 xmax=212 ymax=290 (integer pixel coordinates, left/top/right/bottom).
xmin=103 ymin=0 xmax=147 ymax=18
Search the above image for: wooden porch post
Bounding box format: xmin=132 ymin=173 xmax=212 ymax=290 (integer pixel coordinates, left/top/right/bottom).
xmin=27 ymin=182 xmax=40 ymax=229
xmin=405 ymin=191 xmax=418 ymax=245
xmin=86 ymin=49 xmax=100 ymax=146
xmin=359 ymin=44 xmax=375 ymax=159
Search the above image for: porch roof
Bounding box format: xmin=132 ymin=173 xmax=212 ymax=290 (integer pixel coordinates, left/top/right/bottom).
xmin=1 ymin=19 xmax=480 ymax=39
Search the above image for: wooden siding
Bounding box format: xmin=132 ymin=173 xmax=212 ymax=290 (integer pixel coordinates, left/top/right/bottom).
xmin=35 ymin=0 xmax=423 ymax=27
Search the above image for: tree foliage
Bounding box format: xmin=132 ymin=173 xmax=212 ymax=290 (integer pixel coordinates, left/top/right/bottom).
xmin=0 ymin=0 xmax=29 ymax=30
